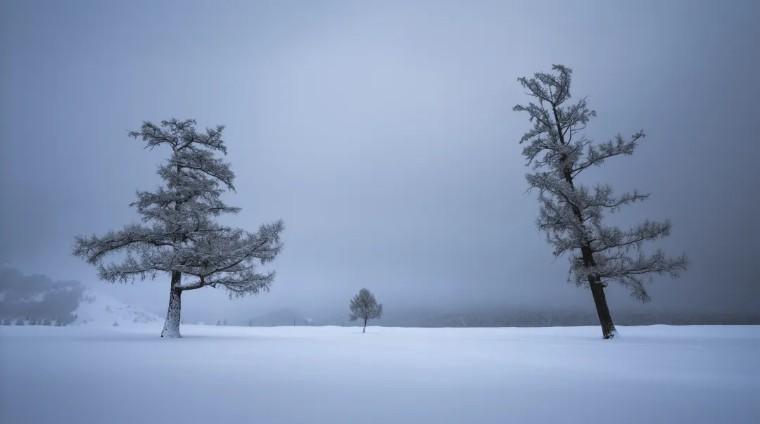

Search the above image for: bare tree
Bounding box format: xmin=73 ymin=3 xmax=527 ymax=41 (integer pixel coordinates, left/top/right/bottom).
xmin=349 ymin=288 xmax=382 ymax=333
xmin=74 ymin=119 xmax=283 ymax=338
xmin=513 ymin=65 xmax=687 ymax=339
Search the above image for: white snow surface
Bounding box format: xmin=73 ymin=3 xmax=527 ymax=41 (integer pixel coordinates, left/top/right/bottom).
xmin=1 ymin=324 xmax=757 ymax=423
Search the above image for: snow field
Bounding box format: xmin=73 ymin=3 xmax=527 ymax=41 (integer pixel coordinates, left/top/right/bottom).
xmin=1 ymin=324 xmax=757 ymax=423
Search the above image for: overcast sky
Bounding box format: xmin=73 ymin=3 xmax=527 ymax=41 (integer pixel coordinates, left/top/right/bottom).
xmin=1 ymin=0 xmax=758 ymax=322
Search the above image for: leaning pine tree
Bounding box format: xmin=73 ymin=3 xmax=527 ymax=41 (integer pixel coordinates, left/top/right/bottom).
xmin=513 ymin=65 xmax=687 ymax=339
xmin=74 ymin=119 xmax=283 ymax=338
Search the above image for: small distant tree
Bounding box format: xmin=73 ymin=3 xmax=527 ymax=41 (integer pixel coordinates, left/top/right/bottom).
xmin=349 ymin=288 xmax=382 ymax=333
xmin=513 ymin=65 xmax=687 ymax=339
xmin=73 ymin=119 xmax=283 ymax=338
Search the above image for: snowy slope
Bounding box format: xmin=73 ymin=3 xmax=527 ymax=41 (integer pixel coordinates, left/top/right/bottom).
xmin=73 ymin=289 xmax=159 ymax=326
xmin=0 ymin=325 xmax=757 ymax=423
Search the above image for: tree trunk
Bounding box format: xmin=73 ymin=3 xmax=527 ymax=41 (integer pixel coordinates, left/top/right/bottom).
xmin=581 ymin=246 xmax=617 ymax=339
xmin=161 ymin=271 xmax=182 ymax=338
xmin=363 ymin=318 xmax=367 ymax=333
xmin=553 ymin=104 xmax=617 ymax=339
xmin=589 ymin=281 xmax=616 ymax=339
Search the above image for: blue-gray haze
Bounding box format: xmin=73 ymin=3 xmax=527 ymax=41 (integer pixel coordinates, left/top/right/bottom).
xmin=1 ymin=0 xmax=758 ymax=323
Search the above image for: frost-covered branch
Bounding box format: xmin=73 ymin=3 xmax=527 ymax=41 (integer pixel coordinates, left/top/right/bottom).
xmin=73 ymin=224 xmax=175 ymax=264
xmin=572 ymin=250 xmax=688 ymax=301
xmin=571 ymin=131 xmax=645 ymax=176
xmin=176 ymin=221 xmax=283 ymax=294
xmin=591 ymin=220 xmax=672 ymax=254
xmin=129 ymin=119 xmax=227 ymax=154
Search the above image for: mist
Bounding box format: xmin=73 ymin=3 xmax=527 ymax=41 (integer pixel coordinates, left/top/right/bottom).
xmin=1 ymin=0 xmax=758 ymax=325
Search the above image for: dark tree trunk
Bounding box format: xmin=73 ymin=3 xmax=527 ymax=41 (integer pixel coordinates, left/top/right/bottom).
xmin=553 ymin=104 xmax=617 ymax=339
xmin=161 ymin=271 xmax=182 ymax=338
xmin=589 ymin=281 xmax=616 ymax=339
xmin=581 ymin=246 xmax=617 ymax=339
xmin=363 ymin=317 xmax=367 ymax=333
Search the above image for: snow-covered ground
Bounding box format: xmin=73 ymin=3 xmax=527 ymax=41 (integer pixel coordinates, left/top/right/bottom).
xmin=1 ymin=324 xmax=757 ymax=423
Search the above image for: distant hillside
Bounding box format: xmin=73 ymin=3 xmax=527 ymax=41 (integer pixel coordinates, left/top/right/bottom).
xmin=74 ymin=289 xmax=159 ymax=326
xmin=0 ymin=266 xmax=83 ymax=325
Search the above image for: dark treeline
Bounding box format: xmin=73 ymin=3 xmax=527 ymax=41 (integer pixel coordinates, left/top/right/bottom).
xmin=234 ymin=307 xmax=760 ymax=328
xmin=371 ymin=309 xmax=760 ymax=328
xmin=0 ymin=267 xmax=83 ymax=325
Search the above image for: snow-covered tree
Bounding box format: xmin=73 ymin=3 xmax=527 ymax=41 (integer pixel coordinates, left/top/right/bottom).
xmin=74 ymin=119 xmax=283 ymax=338
xmin=513 ymin=65 xmax=687 ymax=339
xmin=349 ymin=288 xmax=382 ymax=333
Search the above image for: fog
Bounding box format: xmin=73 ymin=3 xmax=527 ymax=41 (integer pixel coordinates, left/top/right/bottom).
xmin=1 ymin=0 xmax=758 ymax=324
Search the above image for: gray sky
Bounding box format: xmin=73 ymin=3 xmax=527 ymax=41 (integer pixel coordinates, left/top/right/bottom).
xmin=1 ymin=0 xmax=758 ymax=322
